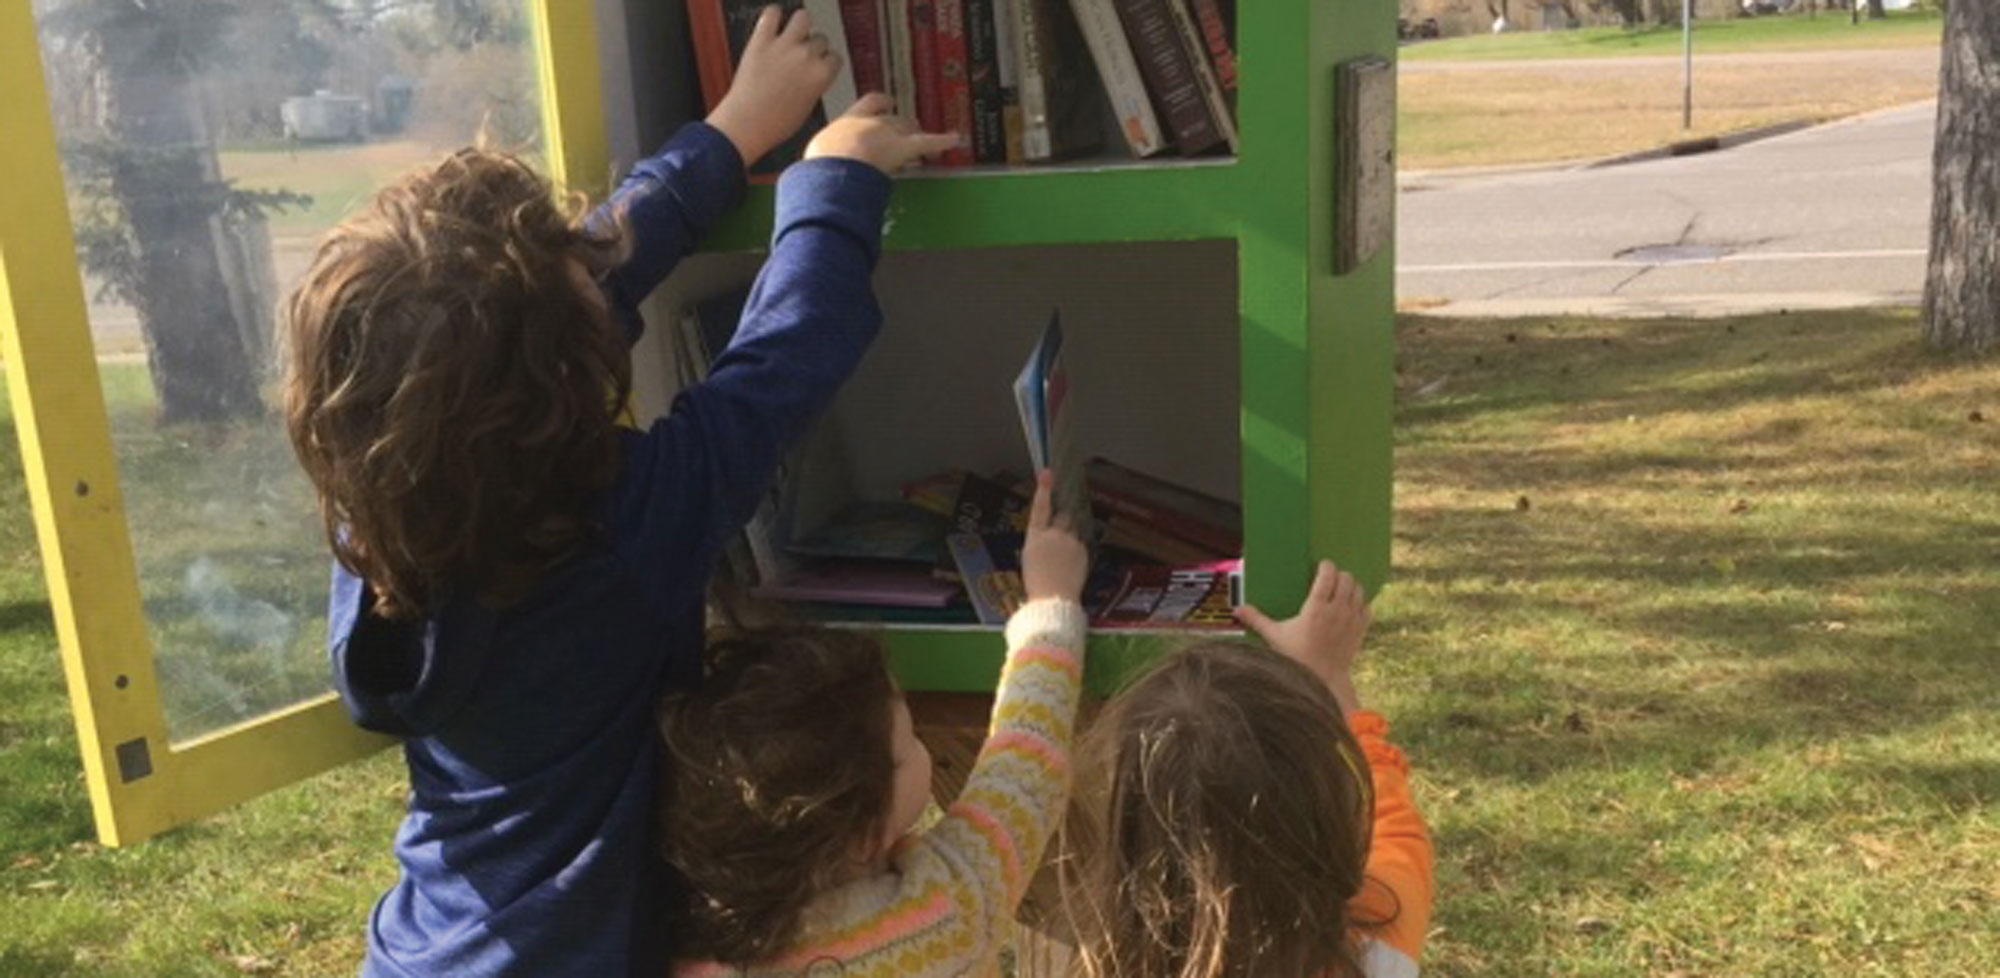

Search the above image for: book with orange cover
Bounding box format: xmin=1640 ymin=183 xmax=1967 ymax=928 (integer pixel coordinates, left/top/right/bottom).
xmin=685 ymin=0 xmax=827 ymax=178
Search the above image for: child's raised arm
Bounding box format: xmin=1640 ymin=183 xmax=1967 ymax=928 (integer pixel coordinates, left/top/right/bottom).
xmin=626 ymin=97 xmax=954 ymax=577
xmin=598 ymin=6 xmax=841 ymax=339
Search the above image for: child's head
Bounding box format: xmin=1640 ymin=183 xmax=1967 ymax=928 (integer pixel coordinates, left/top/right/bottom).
xmin=282 ymin=148 xmax=630 ymax=619
xmin=656 ymin=627 xmax=934 ymax=965
xmin=1060 ymin=641 xmax=1379 ymax=978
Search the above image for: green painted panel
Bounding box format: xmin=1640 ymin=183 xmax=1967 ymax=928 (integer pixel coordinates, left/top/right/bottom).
xmin=703 ymin=161 xmax=1245 ymax=253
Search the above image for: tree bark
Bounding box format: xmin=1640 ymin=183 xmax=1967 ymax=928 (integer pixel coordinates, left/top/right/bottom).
xmin=1865 ymin=0 xmax=1886 ymax=21
xmin=91 ymin=2 xmax=265 ymax=423
xmin=1923 ymin=0 xmax=2000 ymax=355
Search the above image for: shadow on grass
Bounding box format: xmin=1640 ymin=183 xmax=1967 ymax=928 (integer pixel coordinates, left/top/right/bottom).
xmin=1388 ymin=312 xmax=2000 ymax=794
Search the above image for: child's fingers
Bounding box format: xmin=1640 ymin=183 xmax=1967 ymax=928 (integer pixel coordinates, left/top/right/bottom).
xmin=846 ymin=92 xmax=895 ymax=118
xmin=907 ymin=131 xmax=962 ymax=158
xmin=1029 ymin=470 xmax=1054 ymax=529
xmin=781 ymin=5 xmax=814 ymax=39
xmin=1331 ymin=569 xmax=1360 ymax=609
xmin=752 ymin=4 xmax=784 ymax=41
xmin=1307 ymin=559 xmax=1337 ymax=605
xmin=1234 ymin=604 xmax=1279 ymax=644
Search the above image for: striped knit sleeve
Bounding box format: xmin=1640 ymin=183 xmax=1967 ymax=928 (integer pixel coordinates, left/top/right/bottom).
xmin=900 ymin=597 xmax=1088 ymax=969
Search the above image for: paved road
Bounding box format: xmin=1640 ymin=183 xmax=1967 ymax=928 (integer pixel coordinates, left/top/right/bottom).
xmin=1398 ymin=99 xmax=1938 ymax=317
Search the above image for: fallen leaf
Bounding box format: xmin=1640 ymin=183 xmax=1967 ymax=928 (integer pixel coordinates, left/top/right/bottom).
xmin=1728 ymin=498 xmax=1752 ymax=515
xmin=27 ymin=880 xmax=58 ymax=891
xmin=1970 ymin=410 xmax=1986 ymax=424
xmin=231 ymin=954 xmax=277 ymax=974
xmin=1515 ymin=495 xmax=1532 ymax=512
xmin=9 ymin=855 xmax=39 ymax=871
xmin=1575 ymin=915 xmax=1614 ymax=935
xmin=1564 ymin=710 xmax=1590 ymax=734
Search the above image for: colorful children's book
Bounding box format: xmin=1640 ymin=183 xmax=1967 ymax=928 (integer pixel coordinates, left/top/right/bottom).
xmin=1013 ymin=311 xmax=1089 ymax=526
xmin=948 ymin=532 xmax=1026 ymax=624
xmin=1094 ymin=558 xmax=1241 ymax=628
xmin=752 ymin=563 xmax=964 ymax=608
xmin=685 ymin=0 xmax=829 ymax=178
xmin=1085 ymin=456 xmax=1241 ymax=556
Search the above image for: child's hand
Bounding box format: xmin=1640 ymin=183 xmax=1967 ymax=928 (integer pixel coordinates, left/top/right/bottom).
xmin=1236 ymin=560 xmax=1369 ymax=715
xmin=1021 ymin=470 xmax=1089 ymax=604
xmin=805 ymin=94 xmax=960 ymax=174
xmin=707 ymin=5 xmax=842 ymax=167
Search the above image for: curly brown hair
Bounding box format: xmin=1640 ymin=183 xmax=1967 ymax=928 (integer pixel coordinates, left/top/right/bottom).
xmin=281 ymin=148 xmax=630 ymax=619
xmin=1058 ymin=641 xmax=1388 ymax=978
xmin=656 ymin=627 xmax=900 ymax=967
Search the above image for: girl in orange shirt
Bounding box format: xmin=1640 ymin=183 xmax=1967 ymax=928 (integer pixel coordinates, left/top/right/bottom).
xmin=1059 ymin=561 xmax=1433 ymax=978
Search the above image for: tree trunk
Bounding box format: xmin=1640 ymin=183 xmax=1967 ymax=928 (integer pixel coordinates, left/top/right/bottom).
xmin=1865 ymin=0 xmax=1886 ymax=21
xmin=92 ymin=4 xmax=264 ymax=423
xmin=1609 ymin=0 xmax=1644 ymax=27
xmin=1923 ymin=0 xmax=2000 ymax=355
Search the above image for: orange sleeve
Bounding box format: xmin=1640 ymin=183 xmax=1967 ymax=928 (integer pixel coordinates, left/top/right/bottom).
xmin=1343 ymin=710 xmax=1433 ymax=965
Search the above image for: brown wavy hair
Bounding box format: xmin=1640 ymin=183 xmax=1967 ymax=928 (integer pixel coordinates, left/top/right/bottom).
xmin=282 ymin=147 xmax=630 ymax=619
xmin=1058 ymin=641 xmax=1388 ymax=978
xmin=656 ymin=627 xmax=899 ymax=967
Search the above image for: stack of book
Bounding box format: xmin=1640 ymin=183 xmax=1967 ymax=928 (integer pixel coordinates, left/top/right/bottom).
xmin=687 ymin=0 xmax=1239 ymax=172
xmin=678 ymin=289 xmax=1245 ymax=629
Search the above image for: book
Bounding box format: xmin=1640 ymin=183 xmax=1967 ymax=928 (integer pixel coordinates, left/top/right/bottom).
xmin=1015 ymin=0 xmax=1105 ymax=162
xmin=888 ymin=0 xmax=920 ymax=123
xmin=838 ymin=0 xmax=890 ymax=97
xmin=1013 ymin=311 xmax=1089 ymax=525
xmin=1164 ymin=0 xmax=1236 ymax=151
xmin=1066 ymin=0 xmax=1168 ymax=158
xmin=908 ymin=0 xmax=946 ymax=135
xmin=804 ymin=0 xmax=861 ymax=117
xmin=947 ymin=532 xmax=1026 ymax=624
xmin=1094 ymin=558 xmax=1242 ymax=628
xmin=1085 ymin=457 xmax=1241 ymax=557
xmin=1183 ymin=0 xmax=1235 ymax=103
xmin=786 ymin=501 xmax=950 ymax=564
xmin=686 ymin=0 xmax=829 ymax=177
xmin=934 ymin=0 xmax=977 ymax=165
xmin=1108 ymin=0 xmax=1224 ymax=155
xmin=1096 ymin=458 xmax=1232 ymax=556
xmin=964 ymin=0 xmax=1008 ymax=163
xmin=992 ymin=0 xmax=1026 ymax=162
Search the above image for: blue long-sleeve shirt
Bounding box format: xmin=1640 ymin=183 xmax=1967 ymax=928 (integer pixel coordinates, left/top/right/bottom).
xmin=325 ymin=123 xmax=892 ymax=978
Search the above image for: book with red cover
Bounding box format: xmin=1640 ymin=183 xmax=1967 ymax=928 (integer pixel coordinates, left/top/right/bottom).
xmin=1184 ymin=0 xmax=1235 ymax=100
xmin=1109 ymin=0 xmax=1224 ymax=155
xmin=839 ymin=0 xmax=889 ymax=96
xmin=908 ymin=0 xmax=947 ymax=135
xmin=933 ymin=0 xmax=977 ymax=165
xmin=686 ymin=0 xmax=827 ymax=178
xmin=1085 ymin=457 xmax=1241 ymax=557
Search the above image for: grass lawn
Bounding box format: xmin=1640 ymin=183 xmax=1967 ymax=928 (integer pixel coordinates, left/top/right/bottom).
xmin=219 ymin=142 xmax=445 ymax=236
xmin=3 ymin=309 xmax=1997 ymax=974
xmin=1402 ymin=9 xmax=1943 ymax=62
xmin=1398 ymin=47 xmax=1939 ymax=170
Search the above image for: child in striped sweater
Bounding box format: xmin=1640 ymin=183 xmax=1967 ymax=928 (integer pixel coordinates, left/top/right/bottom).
xmin=656 ymin=472 xmax=1090 ymax=977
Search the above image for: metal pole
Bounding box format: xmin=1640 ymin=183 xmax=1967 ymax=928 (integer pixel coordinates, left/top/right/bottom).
xmin=1682 ymin=0 xmax=1693 ymax=129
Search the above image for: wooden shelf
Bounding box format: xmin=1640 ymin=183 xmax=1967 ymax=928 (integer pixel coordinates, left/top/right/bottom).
xmin=704 ymin=157 xmax=1244 ymax=252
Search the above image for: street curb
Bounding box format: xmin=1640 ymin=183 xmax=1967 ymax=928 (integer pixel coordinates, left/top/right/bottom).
xmin=1584 ymin=119 xmax=1816 ymax=169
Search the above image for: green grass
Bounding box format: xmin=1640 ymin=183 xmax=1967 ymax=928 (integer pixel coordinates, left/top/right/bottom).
xmin=3 ymin=309 xmax=1997 ymax=973
xmin=1402 ymin=9 xmax=1943 ymax=62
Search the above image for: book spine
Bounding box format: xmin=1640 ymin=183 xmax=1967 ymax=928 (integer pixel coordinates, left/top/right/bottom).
xmin=839 ymin=0 xmax=889 ymax=95
xmin=991 ymin=0 xmax=1025 ymax=163
xmin=908 ymin=0 xmax=946 ymax=136
xmin=887 ymin=0 xmax=919 ymax=122
xmin=1066 ymin=0 xmax=1167 ymax=158
xmin=1184 ymin=0 xmax=1234 ymax=97
xmin=964 ymin=0 xmax=1007 ymax=163
xmin=933 ymin=0 xmax=976 ymax=165
xmin=1087 ymin=484 xmax=1237 ymax=556
xmin=1013 ymin=0 xmax=1052 ymax=160
xmin=1108 ymin=0 xmax=1221 ymax=155
xmin=1163 ymin=0 xmax=1234 ymax=151
xmin=685 ymin=0 xmax=737 ymax=109
xmin=806 ymin=0 xmax=861 ymax=117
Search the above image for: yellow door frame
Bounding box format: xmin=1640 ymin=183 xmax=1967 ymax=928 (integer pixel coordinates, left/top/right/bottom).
xmin=0 ymin=0 xmax=609 ymax=847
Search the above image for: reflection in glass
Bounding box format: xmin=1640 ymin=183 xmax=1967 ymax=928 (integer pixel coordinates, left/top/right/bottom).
xmin=31 ymin=0 xmax=544 ymax=741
